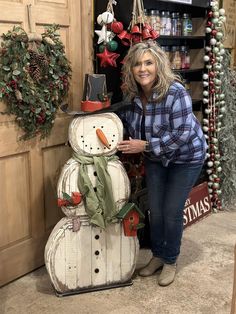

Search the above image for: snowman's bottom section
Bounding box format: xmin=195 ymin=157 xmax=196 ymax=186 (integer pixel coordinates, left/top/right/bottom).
xmin=45 ymin=217 xmax=139 ymax=296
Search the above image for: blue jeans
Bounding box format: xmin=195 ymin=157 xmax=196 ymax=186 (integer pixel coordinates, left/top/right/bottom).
xmin=144 ymin=158 xmax=203 ymax=264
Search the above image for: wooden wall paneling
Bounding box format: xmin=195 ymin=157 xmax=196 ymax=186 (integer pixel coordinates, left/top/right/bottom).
xmin=69 ymin=0 xmax=94 ymax=111
xmin=0 ymin=0 xmax=94 ymax=286
xmin=0 ymin=152 xmax=31 ymax=249
xmin=43 ymin=144 xmax=71 ymax=230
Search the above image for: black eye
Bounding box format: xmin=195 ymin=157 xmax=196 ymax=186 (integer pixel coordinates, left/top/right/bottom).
xmin=93 ymin=126 xmax=96 ymax=128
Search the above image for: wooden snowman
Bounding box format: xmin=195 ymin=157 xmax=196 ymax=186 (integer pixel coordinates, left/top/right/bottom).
xmin=45 ymin=74 xmax=141 ymax=296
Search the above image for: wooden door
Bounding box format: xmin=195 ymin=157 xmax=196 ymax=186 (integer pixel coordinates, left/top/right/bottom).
xmin=0 ymin=0 xmax=93 ymax=286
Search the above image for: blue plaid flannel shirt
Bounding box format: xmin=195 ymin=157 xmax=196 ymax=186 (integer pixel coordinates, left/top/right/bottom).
xmin=119 ymin=82 xmax=207 ymax=167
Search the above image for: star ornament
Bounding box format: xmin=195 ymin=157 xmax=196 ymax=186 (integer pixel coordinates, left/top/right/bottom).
xmin=96 ymin=48 xmax=120 ymax=68
xmin=95 ymin=25 xmax=115 ymax=44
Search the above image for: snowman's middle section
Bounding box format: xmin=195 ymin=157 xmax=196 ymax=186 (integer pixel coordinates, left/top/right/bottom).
xmin=57 ymin=158 xmax=131 ymax=220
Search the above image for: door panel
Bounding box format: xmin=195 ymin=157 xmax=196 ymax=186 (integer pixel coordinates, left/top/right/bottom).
xmin=0 ymin=0 xmax=93 ymax=286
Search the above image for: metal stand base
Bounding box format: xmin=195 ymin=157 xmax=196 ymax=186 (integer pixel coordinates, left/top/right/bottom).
xmin=54 ymin=280 xmax=133 ymax=297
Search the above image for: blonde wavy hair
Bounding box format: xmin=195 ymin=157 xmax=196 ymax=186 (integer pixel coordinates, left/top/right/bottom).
xmin=122 ymin=40 xmax=182 ymax=102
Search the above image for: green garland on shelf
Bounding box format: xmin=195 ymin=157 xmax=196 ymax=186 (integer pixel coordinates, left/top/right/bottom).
xmin=0 ymin=24 xmax=71 ymax=140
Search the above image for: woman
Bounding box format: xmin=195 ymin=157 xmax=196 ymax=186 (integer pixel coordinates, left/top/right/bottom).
xmin=117 ymin=41 xmax=207 ymax=286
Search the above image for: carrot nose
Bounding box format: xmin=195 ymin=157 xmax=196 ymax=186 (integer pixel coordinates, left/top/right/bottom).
xmin=96 ymin=128 xmax=110 ymax=149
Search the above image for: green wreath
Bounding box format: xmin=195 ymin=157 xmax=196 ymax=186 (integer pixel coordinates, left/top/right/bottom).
xmin=0 ymin=24 xmax=71 ymax=140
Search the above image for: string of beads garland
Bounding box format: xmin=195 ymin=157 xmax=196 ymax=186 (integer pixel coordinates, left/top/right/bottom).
xmin=202 ymin=0 xmax=226 ymax=211
xmin=0 ymin=24 xmax=71 ymax=140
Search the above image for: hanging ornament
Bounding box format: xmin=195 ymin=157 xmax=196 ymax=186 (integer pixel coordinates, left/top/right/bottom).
xmin=96 ymin=48 xmax=120 ymax=67
xmin=101 ymin=11 xmax=114 ymax=24
xmin=97 ymin=14 xmax=104 ymax=26
xmin=107 ymin=40 xmax=119 ymax=51
xmin=95 ymin=25 xmax=115 ymax=44
xmin=111 ymin=21 xmax=124 ymax=34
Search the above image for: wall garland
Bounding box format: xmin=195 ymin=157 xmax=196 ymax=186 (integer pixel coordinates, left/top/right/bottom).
xmin=0 ymin=24 xmax=71 ymax=140
xmin=203 ymin=0 xmax=226 ymax=211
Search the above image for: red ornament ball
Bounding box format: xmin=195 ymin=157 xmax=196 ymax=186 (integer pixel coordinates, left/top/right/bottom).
xmin=208 ymin=11 xmax=213 ymax=18
xmin=111 ymin=21 xmax=124 ymax=34
xmin=211 ymin=29 xmax=217 ymax=36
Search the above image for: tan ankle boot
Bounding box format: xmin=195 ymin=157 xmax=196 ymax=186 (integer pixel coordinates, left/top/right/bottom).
xmin=158 ymin=263 xmax=177 ymax=286
xmin=139 ymin=257 xmax=163 ymax=277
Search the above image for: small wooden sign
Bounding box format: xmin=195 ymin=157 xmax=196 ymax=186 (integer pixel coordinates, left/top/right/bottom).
xmin=183 ymin=182 xmax=212 ymax=228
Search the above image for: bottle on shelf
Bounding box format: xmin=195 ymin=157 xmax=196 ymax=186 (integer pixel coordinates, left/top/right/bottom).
xmin=150 ymin=9 xmax=161 ymax=34
xmin=171 ymin=12 xmax=182 ymax=36
xmin=171 ymin=46 xmax=181 ymax=70
xmin=161 ymin=46 xmax=171 ymax=62
xmin=144 ymin=8 xmax=150 ymax=24
xmin=180 ymin=46 xmax=190 ymax=69
xmin=182 ymin=13 xmax=193 ymax=36
xmin=160 ymin=11 xmax=171 ymax=36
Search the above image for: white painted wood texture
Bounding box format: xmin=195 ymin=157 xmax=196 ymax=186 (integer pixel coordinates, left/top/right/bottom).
xmin=45 ymin=218 xmax=139 ymax=293
xmin=45 ymin=112 xmax=139 ymax=294
xmin=57 ymin=158 xmax=130 ymax=217
xmin=68 ymin=113 xmax=123 ymax=156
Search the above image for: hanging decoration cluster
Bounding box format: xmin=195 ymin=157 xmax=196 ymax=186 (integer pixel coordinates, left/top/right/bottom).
xmin=0 ymin=24 xmax=71 ymax=140
xmin=202 ymin=1 xmax=226 ymax=211
xmin=95 ymin=0 xmax=121 ymax=68
xmin=116 ymin=0 xmax=159 ymax=46
xmin=95 ymin=0 xmax=159 ymax=68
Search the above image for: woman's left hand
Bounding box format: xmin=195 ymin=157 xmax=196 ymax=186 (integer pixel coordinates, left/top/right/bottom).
xmin=117 ymin=137 xmax=146 ymax=154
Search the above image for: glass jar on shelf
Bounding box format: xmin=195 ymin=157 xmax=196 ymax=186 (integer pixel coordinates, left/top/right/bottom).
xmin=155 ymin=10 xmax=161 ymax=34
xmin=171 ymin=12 xmax=182 ymax=36
xmin=182 ymin=13 xmax=192 ymax=36
xmin=171 ymin=46 xmax=181 ymax=70
xmin=160 ymin=11 xmax=171 ymax=36
xmin=180 ymin=46 xmax=190 ymax=69
xmin=150 ymin=10 xmax=161 ymax=33
xmin=150 ymin=9 xmax=156 ymax=29
xmin=161 ymin=46 xmax=171 ymax=62
xmin=144 ymin=9 xmax=150 ymax=24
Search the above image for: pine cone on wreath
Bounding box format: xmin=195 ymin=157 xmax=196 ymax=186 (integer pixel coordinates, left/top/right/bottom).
xmin=29 ymin=49 xmax=48 ymax=74
xmin=29 ymin=49 xmax=39 ymax=63
xmin=30 ymin=64 xmax=41 ymax=81
xmin=37 ymin=54 xmax=49 ymax=73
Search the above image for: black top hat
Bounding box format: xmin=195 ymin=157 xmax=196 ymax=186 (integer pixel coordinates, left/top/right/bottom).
xmin=81 ymin=74 xmax=111 ymax=112
xmin=60 ymin=73 xmax=131 ymax=116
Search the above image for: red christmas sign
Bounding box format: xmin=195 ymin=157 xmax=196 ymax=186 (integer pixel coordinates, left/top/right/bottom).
xmin=183 ymin=182 xmax=212 ymax=229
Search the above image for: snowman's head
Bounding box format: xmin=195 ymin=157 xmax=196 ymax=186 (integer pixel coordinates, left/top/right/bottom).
xmin=69 ymin=113 xmax=123 ymax=156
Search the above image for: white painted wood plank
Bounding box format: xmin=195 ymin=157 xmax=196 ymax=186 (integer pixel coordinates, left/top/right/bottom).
xmin=120 ymin=229 xmax=139 ymax=282
xmin=77 ymin=223 xmax=92 ymax=288
xmin=91 ymin=227 xmax=107 ymax=286
xmin=106 ymin=223 xmax=122 ymax=283
xmin=64 ymin=226 xmax=78 ymax=289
